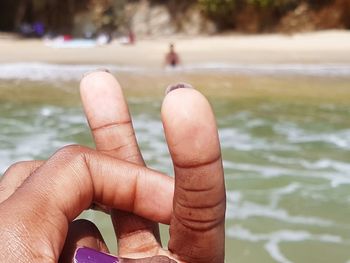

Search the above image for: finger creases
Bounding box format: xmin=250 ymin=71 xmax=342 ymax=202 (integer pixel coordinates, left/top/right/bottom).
xmin=80 ymin=71 xmax=144 ymax=164
xmin=0 ymin=145 xmax=174 ymax=258
xmin=80 ymin=71 xmax=161 ymax=254
xmin=161 ymin=87 xmax=226 ymax=263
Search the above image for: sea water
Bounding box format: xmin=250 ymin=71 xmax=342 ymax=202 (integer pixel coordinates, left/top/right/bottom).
xmin=0 ymin=64 xmax=350 ymax=262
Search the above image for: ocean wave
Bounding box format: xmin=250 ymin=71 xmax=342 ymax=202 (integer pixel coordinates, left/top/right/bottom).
xmin=0 ymin=63 xmax=142 ymax=81
xmin=227 ymin=225 xmax=344 ymax=263
xmin=181 ymin=63 xmax=350 ymax=76
xmin=226 ymin=189 xmax=333 ymax=226
xmin=1 ymin=62 xmax=350 ymax=81
xmin=224 ymin=160 xmax=350 ymax=187
xmin=219 ymin=128 xmax=299 ymax=151
xmin=274 ymin=123 xmax=350 ymax=150
xmin=267 ymin=156 xmax=350 ymax=174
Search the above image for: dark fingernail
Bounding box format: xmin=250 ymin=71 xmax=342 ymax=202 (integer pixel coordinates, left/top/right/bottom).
xmin=74 ymin=247 xmax=119 ymax=263
xmin=83 ymin=68 xmax=111 ymax=79
xmin=165 ymin=82 xmax=194 ymax=95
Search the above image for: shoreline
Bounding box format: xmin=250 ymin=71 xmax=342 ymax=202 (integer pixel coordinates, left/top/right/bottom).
xmin=1 ymin=30 xmax=350 ymax=67
xmin=1 ymin=62 xmax=350 ymax=82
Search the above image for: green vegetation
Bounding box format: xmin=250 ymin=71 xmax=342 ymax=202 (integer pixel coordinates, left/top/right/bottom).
xmin=197 ymin=0 xmax=349 ymax=30
xmin=0 ymin=0 xmax=349 ymax=34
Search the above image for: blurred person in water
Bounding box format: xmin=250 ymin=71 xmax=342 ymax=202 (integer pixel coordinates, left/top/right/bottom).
xmin=0 ymin=71 xmax=226 ymax=263
xmin=164 ymin=43 xmax=181 ymax=68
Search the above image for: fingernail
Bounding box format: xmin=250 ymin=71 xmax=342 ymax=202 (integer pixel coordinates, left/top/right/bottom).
xmin=74 ymin=247 xmax=120 ymax=263
xmin=82 ymin=68 xmax=111 ymax=79
xmin=165 ymin=82 xmax=194 ymax=95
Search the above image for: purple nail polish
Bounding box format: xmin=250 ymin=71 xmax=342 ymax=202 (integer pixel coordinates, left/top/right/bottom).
xmin=165 ymin=82 xmax=194 ymax=95
xmin=74 ymin=247 xmax=119 ymax=263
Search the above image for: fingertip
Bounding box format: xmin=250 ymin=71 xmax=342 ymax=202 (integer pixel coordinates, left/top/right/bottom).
xmin=80 ymin=70 xmax=129 ymax=129
xmin=161 ymin=85 xmax=220 ymax=167
xmin=80 ymin=70 xmax=115 ymax=92
xmin=80 ymin=70 xmax=120 ymax=98
xmin=165 ymin=82 xmax=194 ymax=95
xmin=162 ymin=84 xmax=213 ymax=123
xmin=81 ymin=69 xmax=111 ymax=83
xmin=83 ymin=68 xmax=110 ymax=77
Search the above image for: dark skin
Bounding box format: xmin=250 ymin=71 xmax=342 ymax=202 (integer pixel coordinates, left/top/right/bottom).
xmin=0 ymin=72 xmax=226 ymax=262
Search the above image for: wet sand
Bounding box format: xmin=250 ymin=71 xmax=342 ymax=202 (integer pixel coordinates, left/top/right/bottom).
xmin=0 ymin=30 xmax=350 ymax=66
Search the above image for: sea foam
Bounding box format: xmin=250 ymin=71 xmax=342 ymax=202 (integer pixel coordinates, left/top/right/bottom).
xmin=1 ymin=62 xmax=350 ymax=81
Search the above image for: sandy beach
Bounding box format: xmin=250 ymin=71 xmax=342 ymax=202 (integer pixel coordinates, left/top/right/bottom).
xmin=0 ymin=30 xmax=350 ymax=67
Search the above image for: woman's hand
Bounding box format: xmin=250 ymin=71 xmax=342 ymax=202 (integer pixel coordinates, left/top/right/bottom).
xmin=0 ymin=145 xmax=174 ymax=262
xmin=77 ymin=72 xmax=226 ymax=262
xmin=0 ymin=71 xmax=226 ymax=262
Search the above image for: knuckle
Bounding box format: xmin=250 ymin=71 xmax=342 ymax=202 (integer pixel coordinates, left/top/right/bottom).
xmin=3 ymin=161 xmax=29 ymax=176
xmin=53 ymin=144 xmax=92 ymax=180
xmin=1 ymin=161 xmax=31 ymax=188
xmin=54 ymin=145 xmax=93 ymax=165
xmin=56 ymin=144 xmax=87 ymax=156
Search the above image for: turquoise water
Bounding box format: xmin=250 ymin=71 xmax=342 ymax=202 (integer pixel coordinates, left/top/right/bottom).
xmin=1 ymin=70 xmax=350 ymax=262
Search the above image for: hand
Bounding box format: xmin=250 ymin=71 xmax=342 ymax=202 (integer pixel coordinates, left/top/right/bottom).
xmin=0 ymin=145 xmax=174 ymax=262
xmin=0 ymin=71 xmax=226 ymax=263
xmin=76 ymin=72 xmax=226 ymax=262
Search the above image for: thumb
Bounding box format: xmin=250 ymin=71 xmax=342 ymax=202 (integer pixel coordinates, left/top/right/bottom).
xmin=161 ymin=84 xmax=226 ymax=263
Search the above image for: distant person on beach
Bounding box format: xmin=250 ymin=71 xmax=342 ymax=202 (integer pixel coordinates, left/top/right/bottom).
xmin=0 ymin=72 xmax=225 ymax=262
xmin=164 ymin=43 xmax=180 ymax=68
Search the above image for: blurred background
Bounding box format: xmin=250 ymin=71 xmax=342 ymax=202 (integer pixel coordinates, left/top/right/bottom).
xmin=0 ymin=1 xmax=350 ymax=263
xmin=1 ymin=0 xmax=350 ymax=35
